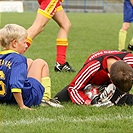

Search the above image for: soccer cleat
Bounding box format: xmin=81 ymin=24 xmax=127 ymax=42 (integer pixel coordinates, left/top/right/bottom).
xmin=127 ymin=44 xmax=133 ymax=51
xmin=54 ymin=62 xmax=76 ymax=72
xmin=40 ymin=98 xmax=64 ymax=108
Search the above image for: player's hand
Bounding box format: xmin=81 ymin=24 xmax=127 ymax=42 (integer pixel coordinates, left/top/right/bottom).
xmin=84 ymin=99 xmax=91 ymax=106
xmin=20 ymin=105 xmax=34 ymax=110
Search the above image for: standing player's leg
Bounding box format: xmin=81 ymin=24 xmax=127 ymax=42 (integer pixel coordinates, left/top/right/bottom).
xmin=26 ymin=0 xmax=75 ymax=72
xmin=26 ymin=13 xmax=50 ymax=47
xmin=118 ymin=22 xmax=130 ymax=51
xmin=127 ymin=6 xmax=133 ymax=51
xmin=53 ymin=8 xmax=75 ymax=72
xmin=118 ymin=0 xmax=132 ymax=51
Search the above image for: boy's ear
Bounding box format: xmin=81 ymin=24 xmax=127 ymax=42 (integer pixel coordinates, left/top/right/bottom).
xmin=108 ymin=73 xmax=112 ymax=82
xmin=108 ymin=73 xmax=110 ymax=78
xmin=11 ymin=39 xmax=17 ymax=48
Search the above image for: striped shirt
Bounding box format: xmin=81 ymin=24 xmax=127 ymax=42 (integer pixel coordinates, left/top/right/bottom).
xmin=67 ymin=50 xmax=133 ymax=105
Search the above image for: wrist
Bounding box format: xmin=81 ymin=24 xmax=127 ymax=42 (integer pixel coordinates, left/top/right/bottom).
xmin=19 ymin=105 xmax=28 ymax=109
xmin=85 ymin=99 xmax=91 ymax=106
xmin=19 ymin=104 xmax=25 ymax=108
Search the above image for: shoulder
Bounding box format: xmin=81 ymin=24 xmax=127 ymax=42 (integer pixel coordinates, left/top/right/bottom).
xmin=123 ymin=53 xmax=133 ymax=62
xmin=9 ymin=53 xmax=27 ymax=64
xmin=12 ymin=53 xmax=26 ymax=60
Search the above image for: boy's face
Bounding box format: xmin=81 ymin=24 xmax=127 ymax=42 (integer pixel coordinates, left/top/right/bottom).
xmin=15 ymin=35 xmax=28 ymax=54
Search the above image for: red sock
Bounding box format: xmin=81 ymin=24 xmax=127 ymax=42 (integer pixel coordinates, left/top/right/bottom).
xmin=56 ymin=39 xmax=68 ymax=64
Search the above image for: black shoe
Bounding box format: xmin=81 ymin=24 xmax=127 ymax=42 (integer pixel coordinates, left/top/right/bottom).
xmin=54 ymin=62 xmax=76 ymax=72
xmin=91 ymin=95 xmax=100 ymax=105
xmin=127 ymin=44 xmax=133 ymax=51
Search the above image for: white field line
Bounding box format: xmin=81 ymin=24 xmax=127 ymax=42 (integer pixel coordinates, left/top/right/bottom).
xmin=1 ymin=114 xmax=132 ymax=127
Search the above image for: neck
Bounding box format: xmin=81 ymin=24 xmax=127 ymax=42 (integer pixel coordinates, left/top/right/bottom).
xmin=107 ymin=58 xmax=117 ymax=73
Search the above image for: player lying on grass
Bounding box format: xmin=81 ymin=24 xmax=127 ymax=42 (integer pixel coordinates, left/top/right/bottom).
xmin=54 ymin=50 xmax=133 ymax=107
xmin=0 ymin=24 xmax=63 ymax=110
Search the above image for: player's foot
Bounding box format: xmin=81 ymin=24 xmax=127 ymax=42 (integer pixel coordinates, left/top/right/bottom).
xmin=127 ymin=44 xmax=133 ymax=51
xmin=54 ymin=62 xmax=76 ymax=72
xmin=40 ymin=98 xmax=64 ymax=108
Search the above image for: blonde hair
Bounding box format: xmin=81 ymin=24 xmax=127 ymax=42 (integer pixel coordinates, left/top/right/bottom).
xmin=0 ymin=24 xmax=27 ymax=48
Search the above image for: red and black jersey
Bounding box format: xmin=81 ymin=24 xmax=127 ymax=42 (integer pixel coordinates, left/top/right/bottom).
xmin=67 ymin=50 xmax=133 ymax=105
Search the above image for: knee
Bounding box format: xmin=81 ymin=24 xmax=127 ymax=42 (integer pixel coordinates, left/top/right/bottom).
xmin=67 ymin=21 xmax=71 ymax=29
xmin=62 ymin=20 xmax=71 ymax=31
xmin=122 ymin=23 xmax=130 ymax=31
xmin=27 ymin=58 xmax=33 ymax=64
xmin=34 ymin=58 xmax=48 ymax=67
xmin=66 ymin=21 xmax=71 ymax=30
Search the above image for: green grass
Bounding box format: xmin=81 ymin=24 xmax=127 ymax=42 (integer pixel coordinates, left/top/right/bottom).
xmin=0 ymin=12 xmax=133 ymax=133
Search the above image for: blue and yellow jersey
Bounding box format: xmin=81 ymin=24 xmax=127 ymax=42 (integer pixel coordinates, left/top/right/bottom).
xmin=0 ymin=50 xmax=44 ymax=107
xmin=0 ymin=50 xmax=28 ymax=103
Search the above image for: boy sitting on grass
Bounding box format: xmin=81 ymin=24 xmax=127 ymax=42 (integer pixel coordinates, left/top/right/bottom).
xmin=0 ymin=24 xmax=63 ymax=109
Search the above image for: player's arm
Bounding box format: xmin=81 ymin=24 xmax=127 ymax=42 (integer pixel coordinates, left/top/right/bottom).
xmin=13 ymin=92 xmax=33 ymax=110
xmin=10 ymin=58 xmax=33 ymax=110
xmin=68 ymin=60 xmax=100 ymax=105
xmin=123 ymin=53 xmax=133 ymax=68
xmin=130 ymin=0 xmax=133 ymax=5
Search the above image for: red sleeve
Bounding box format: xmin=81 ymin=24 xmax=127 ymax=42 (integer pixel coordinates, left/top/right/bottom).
xmin=67 ymin=60 xmax=101 ymax=105
xmin=123 ymin=53 xmax=133 ymax=68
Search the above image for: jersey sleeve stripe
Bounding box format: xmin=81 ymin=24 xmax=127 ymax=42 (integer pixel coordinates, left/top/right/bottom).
xmin=75 ymin=62 xmax=100 ymax=90
xmin=69 ymin=61 xmax=100 ymax=104
xmin=11 ymin=88 xmax=22 ymax=93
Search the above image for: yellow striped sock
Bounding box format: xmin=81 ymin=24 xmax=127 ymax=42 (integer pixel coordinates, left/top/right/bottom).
xmin=118 ymin=29 xmax=127 ymax=51
xmin=41 ymin=77 xmax=51 ymax=101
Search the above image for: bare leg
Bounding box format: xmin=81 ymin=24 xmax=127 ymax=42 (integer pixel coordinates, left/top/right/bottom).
xmin=27 ymin=59 xmax=49 ymax=82
xmin=27 ymin=58 xmax=33 ymax=71
xmin=27 ymin=14 xmax=50 ymax=40
xmin=52 ymin=9 xmax=75 ymax=69
xmin=121 ymin=22 xmax=130 ymax=31
xmin=53 ymin=9 xmax=71 ymax=39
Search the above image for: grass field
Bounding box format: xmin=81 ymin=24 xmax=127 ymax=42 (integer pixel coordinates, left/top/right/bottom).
xmin=0 ymin=12 xmax=133 ymax=133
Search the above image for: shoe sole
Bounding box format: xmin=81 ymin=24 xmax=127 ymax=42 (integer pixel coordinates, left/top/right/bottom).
xmin=41 ymin=100 xmax=64 ymax=108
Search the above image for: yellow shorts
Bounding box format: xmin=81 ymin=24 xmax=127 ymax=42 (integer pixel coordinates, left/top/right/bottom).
xmin=37 ymin=0 xmax=63 ymax=19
